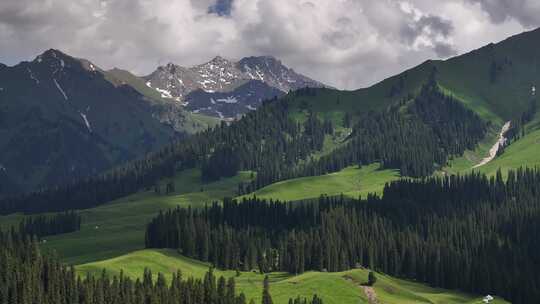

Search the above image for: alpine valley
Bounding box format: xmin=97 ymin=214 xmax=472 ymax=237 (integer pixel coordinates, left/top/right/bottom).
xmin=2 ymin=26 xmax=540 ymax=304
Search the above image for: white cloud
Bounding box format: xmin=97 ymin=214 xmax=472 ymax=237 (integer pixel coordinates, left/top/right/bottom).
xmin=0 ymin=0 xmax=535 ymax=89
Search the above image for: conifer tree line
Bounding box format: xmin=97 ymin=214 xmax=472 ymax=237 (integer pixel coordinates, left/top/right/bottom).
xmin=0 ymin=97 xmax=331 ymax=214
xmin=0 ymin=230 xmax=322 ymax=304
xmin=146 ymin=168 xmax=540 ymax=304
xmin=292 ymin=82 xmax=487 ymax=179
xmin=18 ymin=210 xmax=81 ymax=237
xmin=0 ymin=81 xmax=486 ymax=215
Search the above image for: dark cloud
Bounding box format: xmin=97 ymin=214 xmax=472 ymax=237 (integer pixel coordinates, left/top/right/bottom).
xmin=467 ymin=0 xmax=540 ymax=27
xmin=400 ymin=14 xmax=457 ymax=57
xmin=0 ymin=0 xmax=530 ymax=89
xmin=418 ymin=15 xmax=454 ymax=37
xmin=434 ymin=43 xmax=458 ymax=57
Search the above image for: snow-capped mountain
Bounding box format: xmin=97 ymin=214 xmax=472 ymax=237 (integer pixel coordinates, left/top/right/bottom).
xmin=238 ymin=56 xmax=324 ymax=92
xmin=144 ymin=55 xmax=327 ymax=119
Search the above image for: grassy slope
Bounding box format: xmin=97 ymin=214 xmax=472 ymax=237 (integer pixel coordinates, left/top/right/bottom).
xmin=242 ymin=164 xmax=399 ymax=201
xmin=437 ymin=29 xmax=540 ymax=121
xmin=105 ymin=68 xmax=220 ymax=134
xmin=291 ymin=29 xmax=540 ymax=125
xmin=77 ymin=249 xmax=509 ymax=304
xmin=29 ymin=164 xmax=400 ymax=265
xmin=286 ymin=62 xmax=433 ymax=126
xmin=440 ymin=124 xmax=501 ymax=175
xmin=476 ymin=127 xmax=540 ymax=177
xmin=37 ymin=169 xmax=253 ymax=264
xmin=442 ymin=111 xmax=540 ymax=176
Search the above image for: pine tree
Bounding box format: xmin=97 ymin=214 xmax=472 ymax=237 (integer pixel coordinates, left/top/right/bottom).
xmin=262 ymin=276 xmax=273 ymax=304
xmin=368 ymin=271 xmax=377 ymax=286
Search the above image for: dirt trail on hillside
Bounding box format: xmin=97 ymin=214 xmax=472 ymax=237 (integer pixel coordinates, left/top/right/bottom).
xmin=361 ymin=286 xmax=379 ymax=304
xmin=343 ymin=275 xmax=380 ymax=304
xmin=473 ymin=121 xmax=511 ymax=168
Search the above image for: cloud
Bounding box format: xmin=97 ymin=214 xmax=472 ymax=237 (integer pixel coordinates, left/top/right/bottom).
xmin=465 ymin=0 xmax=540 ymax=27
xmin=0 ymin=0 xmax=531 ymax=89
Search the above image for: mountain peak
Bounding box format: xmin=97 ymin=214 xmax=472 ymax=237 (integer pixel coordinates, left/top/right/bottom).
xmin=158 ymin=62 xmax=180 ymax=72
xmin=38 ymin=49 xmax=69 ymax=60
xmin=237 ymin=56 xmax=284 ymax=71
xmin=33 ymin=49 xmax=75 ymax=67
xmin=143 ymin=54 xmax=328 ymax=116
xmin=211 ymin=55 xmax=226 ymax=61
xmin=207 ymin=56 xmax=232 ymax=66
xmin=244 ymin=55 xmax=278 ymax=62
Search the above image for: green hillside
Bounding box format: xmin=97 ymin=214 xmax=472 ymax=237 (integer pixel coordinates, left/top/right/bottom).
xmin=30 ymin=164 xmax=399 ymax=265
xmin=37 ymin=169 xmax=252 ymax=264
xmin=105 ymin=68 xmax=169 ymax=102
xmin=290 ymin=28 xmax=540 ymax=127
xmin=476 ymin=127 xmax=540 ymax=176
xmin=437 ymin=29 xmax=540 ymax=121
xmin=76 ymin=249 xmax=509 ymax=304
xmin=441 ymin=111 xmax=540 ymax=177
xmin=242 ymin=164 xmax=399 ymax=201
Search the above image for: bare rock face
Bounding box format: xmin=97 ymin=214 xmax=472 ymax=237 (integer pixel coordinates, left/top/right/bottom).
xmin=144 ymin=55 xmax=328 ymax=119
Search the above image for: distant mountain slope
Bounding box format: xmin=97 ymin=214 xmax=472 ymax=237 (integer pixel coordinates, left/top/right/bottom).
xmin=0 ymin=50 xmax=188 ymax=195
xmin=144 ymin=55 xmax=327 ymax=118
xmin=105 ymin=68 xmax=219 ymax=133
xmin=185 ymin=80 xmax=284 ymax=119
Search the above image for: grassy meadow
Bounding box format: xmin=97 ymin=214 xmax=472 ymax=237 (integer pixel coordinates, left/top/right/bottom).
xmin=242 ymin=164 xmax=399 ymax=201
xmin=76 ymin=249 xmax=510 ymax=304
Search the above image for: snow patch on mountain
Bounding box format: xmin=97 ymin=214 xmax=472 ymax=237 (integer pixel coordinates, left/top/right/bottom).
xmin=215 ymin=110 xmax=224 ymax=119
xmin=217 ymin=96 xmax=238 ymax=104
xmin=53 ymin=79 xmax=68 ymax=100
xmin=156 ymin=87 xmax=173 ymax=98
xmin=79 ymin=112 xmax=92 ymax=132
xmin=27 ymin=68 xmax=39 ymax=84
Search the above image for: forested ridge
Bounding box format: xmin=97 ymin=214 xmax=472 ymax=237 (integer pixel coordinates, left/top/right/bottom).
xmin=146 ymin=168 xmax=540 ymax=304
xmin=0 ymin=230 xmax=321 ymax=304
xmin=292 ymin=82 xmax=488 ymax=179
xmin=0 ymin=80 xmax=488 ymax=215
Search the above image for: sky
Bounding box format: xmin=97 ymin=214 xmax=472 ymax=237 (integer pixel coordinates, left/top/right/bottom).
xmin=0 ymin=0 xmax=539 ymax=89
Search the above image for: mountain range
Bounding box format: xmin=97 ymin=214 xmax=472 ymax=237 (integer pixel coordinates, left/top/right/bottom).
xmin=0 ymin=50 xmax=326 ymax=196
xmin=144 ymin=55 xmax=327 ymax=119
